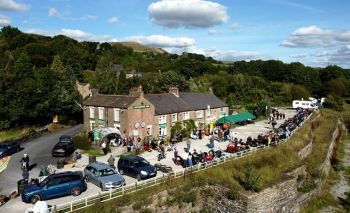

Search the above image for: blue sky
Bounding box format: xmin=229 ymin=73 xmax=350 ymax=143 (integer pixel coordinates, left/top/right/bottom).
xmin=0 ymin=0 xmax=350 ymax=68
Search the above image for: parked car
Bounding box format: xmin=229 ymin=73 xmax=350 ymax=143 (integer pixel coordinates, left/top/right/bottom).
xmin=59 ymin=135 xmax=72 ymax=142
xmin=0 ymin=141 xmax=20 ymax=158
xmin=21 ymin=171 xmax=87 ymax=204
xmin=117 ymin=156 xmax=157 ymax=181
xmin=84 ymin=162 xmax=125 ymax=191
xmin=52 ymin=139 xmax=75 ymax=157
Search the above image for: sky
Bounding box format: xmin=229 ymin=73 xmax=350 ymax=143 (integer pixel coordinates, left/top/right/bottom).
xmin=0 ymin=0 xmax=350 ymax=68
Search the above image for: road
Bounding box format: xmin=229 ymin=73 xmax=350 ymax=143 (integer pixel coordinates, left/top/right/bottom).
xmin=0 ymin=125 xmax=83 ymax=196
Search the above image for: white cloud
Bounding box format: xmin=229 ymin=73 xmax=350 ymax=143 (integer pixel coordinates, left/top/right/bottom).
xmin=0 ymin=14 xmax=10 ymax=26
xmin=231 ymin=22 xmax=240 ymax=30
xmin=282 ymin=26 xmax=350 ymax=67
xmin=289 ymin=53 xmax=307 ymax=58
xmin=292 ymin=26 xmax=331 ymax=36
xmin=208 ymin=29 xmax=219 ymax=35
xmin=0 ymin=0 xmax=30 ymax=12
xmin=148 ymin=0 xmax=228 ymax=28
xmin=48 ymin=7 xmax=97 ymax=21
xmin=108 ymin=16 xmax=119 ymax=24
xmin=49 ymin=7 xmax=63 ymax=18
xmin=125 ymin=34 xmax=196 ymax=48
xmin=26 ymin=28 xmax=117 ymax=42
xmin=281 ymin=26 xmax=343 ymax=48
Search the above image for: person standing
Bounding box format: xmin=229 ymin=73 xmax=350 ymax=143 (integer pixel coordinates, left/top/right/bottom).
xmin=186 ymin=139 xmax=191 ymax=152
xmin=188 ymin=153 xmax=193 ymax=168
xmin=20 ymin=154 xmax=29 ymax=171
xmin=182 ymin=150 xmax=189 ymax=167
xmin=107 ymin=155 xmax=115 ymax=169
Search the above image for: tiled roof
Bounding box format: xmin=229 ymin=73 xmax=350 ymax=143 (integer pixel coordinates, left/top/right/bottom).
xmin=144 ymin=93 xmax=193 ymax=115
xmin=83 ymin=94 xmax=136 ymax=109
xmin=179 ymin=92 xmax=228 ymax=110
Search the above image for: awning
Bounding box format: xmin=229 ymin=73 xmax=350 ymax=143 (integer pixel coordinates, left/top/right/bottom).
xmin=217 ymin=112 xmax=256 ymax=124
xmin=92 ymin=127 xmax=121 ymax=140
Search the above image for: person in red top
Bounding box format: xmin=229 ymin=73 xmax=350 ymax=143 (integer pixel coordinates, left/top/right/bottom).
xmin=204 ymin=153 xmax=213 ymax=162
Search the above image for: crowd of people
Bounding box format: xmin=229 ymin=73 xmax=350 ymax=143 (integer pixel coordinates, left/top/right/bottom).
xmin=168 ymin=108 xmax=313 ymax=168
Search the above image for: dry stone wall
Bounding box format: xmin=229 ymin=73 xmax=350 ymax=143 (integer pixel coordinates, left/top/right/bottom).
xmin=212 ymin=122 xmax=340 ymax=213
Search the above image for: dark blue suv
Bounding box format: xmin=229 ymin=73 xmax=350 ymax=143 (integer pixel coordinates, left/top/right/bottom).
xmin=117 ymin=156 xmax=157 ymax=181
xmin=21 ymin=171 xmax=87 ymax=204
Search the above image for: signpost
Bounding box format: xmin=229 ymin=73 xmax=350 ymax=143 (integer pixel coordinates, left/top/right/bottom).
xmin=159 ymin=123 xmax=167 ymax=128
xmin=133 ymin=104 xmax=150 ymax=109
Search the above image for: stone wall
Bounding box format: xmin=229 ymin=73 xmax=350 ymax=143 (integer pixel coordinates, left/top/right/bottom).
xmin=212 ymin=121 xmax=340 ymax=213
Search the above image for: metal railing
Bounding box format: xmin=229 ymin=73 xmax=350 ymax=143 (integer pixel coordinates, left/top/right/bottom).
xmin=51 ymin=115 xmax=311 ymax=213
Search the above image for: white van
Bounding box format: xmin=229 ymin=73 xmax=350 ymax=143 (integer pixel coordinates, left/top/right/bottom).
xmin=292 ymin=100 xmax=318 ymax=109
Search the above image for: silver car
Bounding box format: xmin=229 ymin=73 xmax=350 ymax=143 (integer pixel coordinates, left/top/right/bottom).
xmin=84 ymin=162 xmax=125 ymax=191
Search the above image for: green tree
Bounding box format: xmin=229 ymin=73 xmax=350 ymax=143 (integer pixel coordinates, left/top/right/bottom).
xmin=51 ymin=55 xmax=65 ymax=74
xmin=116 ymin=69 xmax=128 ymax=95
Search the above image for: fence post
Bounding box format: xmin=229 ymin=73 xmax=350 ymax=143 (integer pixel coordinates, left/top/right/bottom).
xmin=122 ymin=186 xmax=124 ymax=195
xmin=70 ymin=201 xmax=73 ymax=212
xmin=85 ymin=198 xmax=88 ymax=207
xmin=135 ymin=182 xmax=137 ymax=190
xmin=110 ymin=189 xmax=112 ymax=199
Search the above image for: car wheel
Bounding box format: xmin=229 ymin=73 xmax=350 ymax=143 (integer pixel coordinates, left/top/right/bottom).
xmin=85 ymin=175 xmax=89 ymax=182
xmin=119 ymin=169 xmax=124 ymax=175
xmin=137 ymin=174 xmax=142 ymax=181
xmin=71 ymin=187 xmax=82 ymax=196
xmin=29 ymin=194 xmax=41 ymax=204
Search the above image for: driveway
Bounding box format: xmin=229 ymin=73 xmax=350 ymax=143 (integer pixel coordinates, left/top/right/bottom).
xmin=0 ymin=125 xmax=83 ymax=196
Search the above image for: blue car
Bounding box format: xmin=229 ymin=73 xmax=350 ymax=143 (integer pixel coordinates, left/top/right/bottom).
xmin=0 ymin=141 xmax=20 ymax=158
xmin=21 ymin=171 xmax=87 ymax=204
xmin=117 ymin=156 xmax=157 ymax=181
xmin=84 ymin=162 xmax=125 ymax=191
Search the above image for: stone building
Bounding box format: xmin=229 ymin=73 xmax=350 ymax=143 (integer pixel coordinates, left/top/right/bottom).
xmin=83 ymin=86 xmax=228 ymax=139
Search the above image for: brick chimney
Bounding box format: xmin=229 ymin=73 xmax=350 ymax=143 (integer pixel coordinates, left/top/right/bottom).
xmin=129 ymin=85 xmax=143 ymax=97
xmin=169 ymin=85 xmax=179 ymax=97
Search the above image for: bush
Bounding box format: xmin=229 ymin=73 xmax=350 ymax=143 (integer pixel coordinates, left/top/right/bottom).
xmin=73 ymin=134 xmax=91 ymax=150
xmin=237 ymin=166 xmax=262 ymax=192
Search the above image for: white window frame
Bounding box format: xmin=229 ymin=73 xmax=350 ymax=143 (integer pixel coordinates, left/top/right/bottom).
xmin=146 ymin=125 xmax=152 ymax=136
xmin=89 ymin=120 xmax=95 ymax=131
xmin=114 ymin=108 xmax=120 ymax=122
xmin=183 ymin=112 xmax=190 ymax=120
xmin=196 ymin=110 xmax=203 ymax=119
xmin=89 ymin=107 xmax=95 ymax=119
xmin=206 ymin=108 xmax=211 ymax=118
xmin=172 ymin=114 xmax=177 ymax=123
xmin=98 ymin=107 xmax=105 ymax=120
xmin=159 ymin=115 xmax=167 ymax=124
xmin=159 ymin=127 xmax=167 ymax=136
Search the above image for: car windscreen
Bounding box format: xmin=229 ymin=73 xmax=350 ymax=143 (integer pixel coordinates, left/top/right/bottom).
xmin=55 ymin=142 xmax=68 ymax=148
xmin=0 ymin=144 xmax=8 ymax=149
xmin=99 ymin=168 xmax=116 ymax=177
xmin=133 ymin=160 xmax=150 ymax=168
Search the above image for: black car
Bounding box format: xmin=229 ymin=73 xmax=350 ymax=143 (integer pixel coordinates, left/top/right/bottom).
xmin=0 ymin=141 xmax=20 ymax=158
xmin=52 ymin=138 xmax=75 ymax=157
xmin=117 ymin=156 xmax=157 ymax=181
xmin=59 ymin=135 xmax=73 ymax=142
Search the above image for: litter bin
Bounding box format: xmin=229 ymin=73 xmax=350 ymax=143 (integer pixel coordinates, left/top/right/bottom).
xmin=89 ymin=155 xmax=96 ymax=164
xmin=17 ymin=179 xmax=28 ymax=194
xmin=57 ymin=158 xmax=65 ymax=169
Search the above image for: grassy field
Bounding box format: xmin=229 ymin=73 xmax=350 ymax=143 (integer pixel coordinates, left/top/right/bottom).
xmin=0 ymin=128 xmax=30 ymax=142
